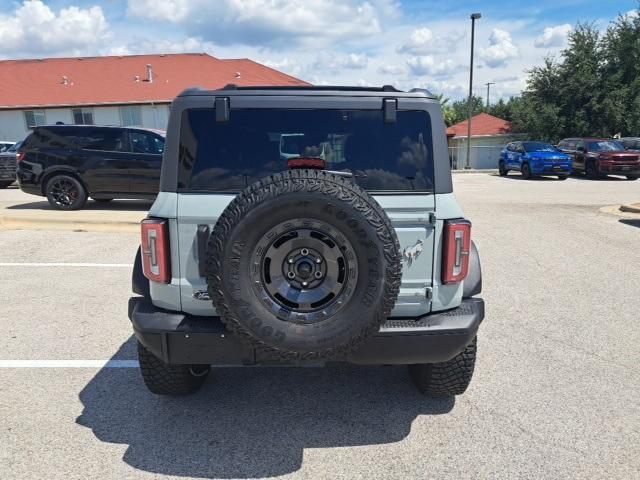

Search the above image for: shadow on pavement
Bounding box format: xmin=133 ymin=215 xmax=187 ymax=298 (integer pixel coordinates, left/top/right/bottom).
xmin=77 ymin=337 xmax=454 ymax=478
xmin=493 ymin=174 xmax=561 ymax=181
xmin=7 ymin=199 xmax=152 ymax=211
xmin=619 ymin=219 xmax=640 ymax=229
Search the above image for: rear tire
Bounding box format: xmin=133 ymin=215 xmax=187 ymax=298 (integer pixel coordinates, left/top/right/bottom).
xmin=521 ymin=163 xmax=532 ymax=179
xmin=0 ymin=180 xmax=13 ymax=189
xmin=137 ymin=341 xmax=210 ymax=395
xmin=557 ymin=175 xmax=568 ymax=181
xmin=498 ymin=161 xmax=508 ymax=176
xmin=408 ymin=338 xmax=477 ymax=397
xmin=45 ymin=174 xmax=87 ymax=210
xmin=626 ymin=175 xmax=638 ymax=181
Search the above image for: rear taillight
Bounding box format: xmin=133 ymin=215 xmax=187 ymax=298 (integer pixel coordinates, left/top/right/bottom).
xmin=141 ymin=218 xmax=170 ymax=283
xmin=16 ymin=151 xmax=25 ymax=163
xmin=442 ymin=219 xmax=471 ymax=284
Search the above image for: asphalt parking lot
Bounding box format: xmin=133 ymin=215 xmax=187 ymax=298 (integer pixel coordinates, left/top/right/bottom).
xmin=1 ymin=174 xmax=639 ymax=479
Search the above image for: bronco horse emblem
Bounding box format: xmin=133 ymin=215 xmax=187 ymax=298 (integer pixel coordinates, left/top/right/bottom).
xmin=402 ymin=239 xmax=424 ymax=267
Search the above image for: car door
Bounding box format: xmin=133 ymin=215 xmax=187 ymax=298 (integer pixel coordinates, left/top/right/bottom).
xmin=77 ymin=128 xmax=130 ymax=194
xmin=512 ymin=142 xmax=524 ymax=169
xmin=126 ymin=130 xmax=165 ymax=196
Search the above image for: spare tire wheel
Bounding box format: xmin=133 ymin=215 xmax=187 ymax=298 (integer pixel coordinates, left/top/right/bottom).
xmin=205 ymin=169 xmax=402 ymax=359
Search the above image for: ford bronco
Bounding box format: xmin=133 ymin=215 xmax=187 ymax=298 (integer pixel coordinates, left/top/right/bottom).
xmin=128 ymin=85 xmax=484 ymax=396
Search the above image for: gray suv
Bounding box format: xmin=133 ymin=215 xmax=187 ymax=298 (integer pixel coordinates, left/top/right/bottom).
xmin=128 ymin=85 xmax=484 ymax=397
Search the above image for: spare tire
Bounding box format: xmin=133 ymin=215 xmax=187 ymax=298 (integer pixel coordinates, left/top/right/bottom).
xmin=205 ymin=169 xmax=402 ymax=360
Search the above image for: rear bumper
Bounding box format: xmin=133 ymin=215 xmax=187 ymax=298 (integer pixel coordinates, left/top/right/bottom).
xmin=16 ymin=167 xmax=42 ymax=196
xmin=128 ymin=297 xmax=485 ymax=366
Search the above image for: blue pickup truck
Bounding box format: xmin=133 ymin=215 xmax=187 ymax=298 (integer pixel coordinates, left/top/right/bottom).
xmin=499 ymin=141 xmax=572 ymax=180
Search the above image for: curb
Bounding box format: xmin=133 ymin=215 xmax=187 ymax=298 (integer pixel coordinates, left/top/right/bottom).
xmin=620 ymin=203 xmax=640 ymax=214
xmin=451 ymin=169 xmax=498 ymax=174
xmin=0 ymin=215 xmax=140 ymax=233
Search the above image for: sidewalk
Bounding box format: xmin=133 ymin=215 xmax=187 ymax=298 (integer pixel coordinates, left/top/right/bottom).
xmin=0 ymin=188 xmax=147 ymax=232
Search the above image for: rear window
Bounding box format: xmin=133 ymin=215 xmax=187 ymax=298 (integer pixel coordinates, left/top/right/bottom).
xmin=177 ymin=109 xmax=434 ymax=192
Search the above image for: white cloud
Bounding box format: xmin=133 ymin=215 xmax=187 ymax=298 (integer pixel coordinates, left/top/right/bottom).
xmin=127 ymin=0 xmax=396 ymax=47
xmin=406 ymin=55 xmax=460 ymax=77
xmin=313 ymin=52 xmax=369 ymax=72
xmin=0 ymin=0 xmax=110 ymax=56
xmin=479 ymin=29 xmax=519 ymax=68
xmin=108 ymin=37 xmax=211 ymax=56
xmin=377 ymin=64 xmax=407 ymax=75
xmin=534 ymin=24 xmax=571 ymax=48
xmin=397 ymin=27 xmax=465 ymax=55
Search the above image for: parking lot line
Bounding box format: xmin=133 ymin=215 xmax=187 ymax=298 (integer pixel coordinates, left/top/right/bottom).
xmin=0 ymin=360 xmax=139 ymax=368
xmin=0 ymin=262 xmax=132 ymax=267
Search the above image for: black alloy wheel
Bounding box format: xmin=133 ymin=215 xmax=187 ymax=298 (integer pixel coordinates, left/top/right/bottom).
xmin=252 ymin=222 xmax=358 ymax=324
xmin=46 ymin=175 xmax=87 ymax=210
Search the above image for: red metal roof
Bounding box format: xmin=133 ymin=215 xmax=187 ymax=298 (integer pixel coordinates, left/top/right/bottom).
xmin=0 ymin=53 xmax=310 ymax=109
xmin=446 ymin=113 xmax=512 ymax=138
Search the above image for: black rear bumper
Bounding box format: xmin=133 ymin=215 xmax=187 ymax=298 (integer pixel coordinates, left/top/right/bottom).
xmin=128 ymin=297 xmax=484 ymax=366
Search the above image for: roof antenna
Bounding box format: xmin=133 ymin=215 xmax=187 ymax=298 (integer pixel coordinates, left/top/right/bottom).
xmin=61 ymin=75 xmax=69 ymax=85
xmin=235 ymin=71 xmax=241 ymax=79
xmin=146 ymin=64 xmax=154 ymax=83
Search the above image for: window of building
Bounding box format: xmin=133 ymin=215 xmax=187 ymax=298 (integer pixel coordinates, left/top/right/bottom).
xmin=24 ymin=110 xmax=46 ymax=129
xmin=72 ymin=108 xmax=94 ymax=125
xmin=120 ymin=106 xmax=143 ymax=126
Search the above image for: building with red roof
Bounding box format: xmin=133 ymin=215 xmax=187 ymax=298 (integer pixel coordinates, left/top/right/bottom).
xmin=0 ymin=53 xmax=309 ymax=141
xmin=446 ymin=113 xmax=521 ymax=169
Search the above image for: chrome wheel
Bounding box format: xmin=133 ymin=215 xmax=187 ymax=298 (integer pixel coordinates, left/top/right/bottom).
xmin=250 ymin=219 xmax=358 ymax=324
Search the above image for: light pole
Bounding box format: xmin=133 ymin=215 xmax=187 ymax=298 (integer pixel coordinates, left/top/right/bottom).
xmin=485 ymin=82 xmax=495 ymax=108
xmin=466 ymin=12 xmax=481 ymax=169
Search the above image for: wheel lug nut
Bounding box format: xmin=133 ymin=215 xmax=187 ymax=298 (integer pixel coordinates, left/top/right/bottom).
xmin=315 ymin=271 xmax=323 ymax=278
xmin=287 ymin=271 xmax=296 ymax=279
xmin=301 ymin=248 xmax=309 ymax=256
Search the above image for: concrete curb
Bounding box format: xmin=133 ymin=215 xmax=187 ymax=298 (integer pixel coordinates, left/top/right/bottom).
xmin=451 ymin=169 xmax=498 ymax=174
xmin=620 ymin=203 xmax=640 ymax=214
xmin=0 ymin=215 xmax=140 ymax=233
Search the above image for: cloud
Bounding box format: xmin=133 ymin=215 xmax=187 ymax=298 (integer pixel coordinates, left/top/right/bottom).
xmin=397 ymin=27 xmax=465 ymax=55
xmin=312 ymin=52 xmax=369 ymax=72
xmin=479 ymin=29 xmax=519 ymax=68
xmin=0 ymin=0 xmax=110 ymax=57
xmin=108 ymin=37 xmax=212 ymax=56
xmin=534 ymin=24 xmax=571 ymax=48
xmin=126 ymin=0 xmax=397 ymax=47
xmin=377 ymin=64 xmax=407 ymax=75
xmin=406 ymin=55 xmax=460 ymax=77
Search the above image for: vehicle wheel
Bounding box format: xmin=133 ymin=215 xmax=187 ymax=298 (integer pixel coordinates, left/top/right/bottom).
xmin=557 ymin=175 xmax=568 ymax=181
xmin=586 ymin=161 xmax=599 ymax=179
xmin=45 ymin=174 xmax=87 ymax=210
xmin=0 ymin=180 xmax=14 ymax=189
xmin=206 ymin=169 xmax=402 ymax=360
xmin=498 ymin=161 xmax=508 ymax=176
xmin=521 ymin=163 xmax=532 ymax=179
xmin=408 ymin=337 xmax=477 ymax=397
xmin=137 ymin=341 xmax=210 ymax=395
xmin=626 ymin=175 xmax=638 ymax=181
xmin=92 ymin=198 xmax=113 ymax=203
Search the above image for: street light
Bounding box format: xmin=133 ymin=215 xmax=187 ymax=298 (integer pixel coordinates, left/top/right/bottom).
xmin=485 ymin=82 xmax=495 ymax=108
xmin=466 ymin=12 xmax=481 ymax=169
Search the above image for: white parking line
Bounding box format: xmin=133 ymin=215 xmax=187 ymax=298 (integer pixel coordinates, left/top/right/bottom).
xmin=0 ymin=360 xmax=139 ymax=368
xmin=0 ymin=263 xmax=132 ymax=267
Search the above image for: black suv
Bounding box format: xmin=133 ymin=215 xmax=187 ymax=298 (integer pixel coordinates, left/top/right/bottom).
xmin=17 ymin=125 xmax=165 ymax=209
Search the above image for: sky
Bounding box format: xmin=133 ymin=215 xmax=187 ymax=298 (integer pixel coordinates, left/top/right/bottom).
xmin=0 ymin=0 xmax=637 ymax=101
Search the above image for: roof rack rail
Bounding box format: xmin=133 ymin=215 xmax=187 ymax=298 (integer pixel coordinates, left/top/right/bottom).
xmin=216 ymin=85 xmax=403 ymax=92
